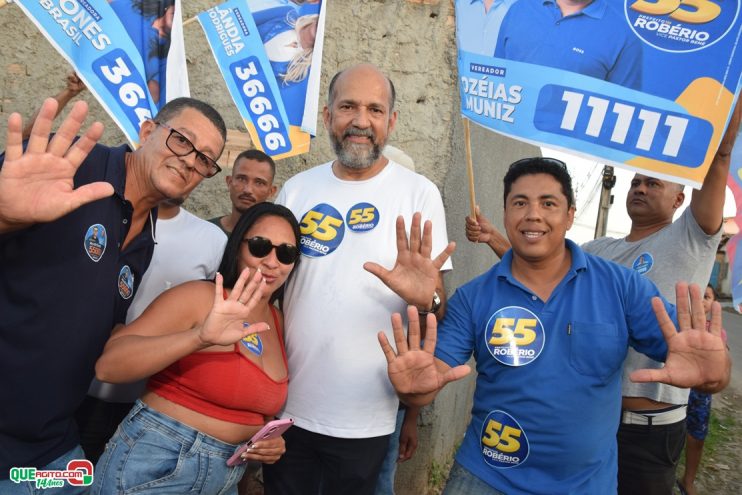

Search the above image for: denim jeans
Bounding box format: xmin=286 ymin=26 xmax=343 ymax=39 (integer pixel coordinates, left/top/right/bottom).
xmin=91 ymin=400 xmax=246 ymax=495
xmin=442 ymin=461 xmax=505 ymax=495
xmin=0 ymin=446 xmax=89 ymax=495
xmin=374 ymin=408 xmax=405 ymax=495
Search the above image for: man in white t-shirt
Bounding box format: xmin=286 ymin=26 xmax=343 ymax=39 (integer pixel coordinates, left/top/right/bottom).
xmin=263 ymin=63 xmax=454 ymax=495
xmin=75 ymin=196 xmax=227 ymax=462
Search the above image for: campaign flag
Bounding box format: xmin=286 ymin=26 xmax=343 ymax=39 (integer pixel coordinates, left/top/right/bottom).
xmin=455 ymin=0 xmax=742 ymax=188
xmin=198 ymin=0 xmax=325 ymax=159
xmin=14 ymin=0 xmax=188 ymax=146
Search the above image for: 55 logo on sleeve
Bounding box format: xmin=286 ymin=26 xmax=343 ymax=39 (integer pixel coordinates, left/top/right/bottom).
xmin=485 ymin=307 xmax=545 ymax=366
xmin=480 ymin=410 xmax=529 ymax=468
xmin=299 ymin=204 xmax=345 ymax=257
xmin=346 ymin=203 xmax=379 ymax=232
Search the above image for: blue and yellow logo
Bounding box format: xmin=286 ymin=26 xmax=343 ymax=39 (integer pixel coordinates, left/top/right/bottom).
xmin=241 ymin=333 xmax=263 ymax=356
xmin=345 ymin=203 xmax=379 ymax=233
xmin=480 ymin=410 xmax=529 ymax=469
xmin=626 ymin=0 xmax=736 ymax=52
xmin=632 ymin=252 xmax=654 ymax=274
xmin=83 ymin=223 xmax=107 ymax=262
xmin=298 ymin=203 xmax=345 ymax=257
xmin=117 ymin=265 xmax=134 ymax=300
xmin=484 ymin=306 xmax=545 ymax=366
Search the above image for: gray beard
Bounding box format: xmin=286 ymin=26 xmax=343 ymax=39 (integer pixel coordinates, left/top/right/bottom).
xmin=330 ymin=132 xmax=383 ymax=170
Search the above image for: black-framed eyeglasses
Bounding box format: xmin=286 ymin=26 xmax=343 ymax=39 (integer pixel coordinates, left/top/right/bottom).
xmin=243 ymin=236 xmax=300 ymax=265
xmin=155 ymin=121 xmax=222 ymax=178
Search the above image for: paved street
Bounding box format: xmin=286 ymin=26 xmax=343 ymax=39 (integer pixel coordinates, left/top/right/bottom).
xmin=721 ymin=304 xmax=742 ymax=391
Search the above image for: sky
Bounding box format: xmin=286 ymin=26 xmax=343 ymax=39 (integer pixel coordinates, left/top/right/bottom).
xmin=542 ymin=148 xmax=737 ymax=245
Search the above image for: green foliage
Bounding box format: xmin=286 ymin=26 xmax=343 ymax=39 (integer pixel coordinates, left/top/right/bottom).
xmin=428 ymin=460 xmax=448 ymax=489
xmin=702 ymin=408 xmax=737 ymax=460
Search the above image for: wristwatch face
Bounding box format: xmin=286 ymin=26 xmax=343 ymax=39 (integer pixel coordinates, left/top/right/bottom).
xmin=431 ymin=292 xmax=442 ymax=312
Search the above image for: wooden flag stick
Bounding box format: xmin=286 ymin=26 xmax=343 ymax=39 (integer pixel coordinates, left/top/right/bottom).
xmin=463 ymin=118 xmax=477 ymax=219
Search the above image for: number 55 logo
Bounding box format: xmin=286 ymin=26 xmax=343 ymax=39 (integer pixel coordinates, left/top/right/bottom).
xmin=346 ymin=203 xmax=379 ymax=232
xmin=485 ymin=307 xmax=545 ymax=366
xmin=631 ymin=0 xmax=721 ymax=24
xmin=480 ymin=410 xmax=529 ymax=468
xmin=626 ymin=0 xmax=736 ymax=53
xmin=299 ymin=204 xmax=345 ymax=257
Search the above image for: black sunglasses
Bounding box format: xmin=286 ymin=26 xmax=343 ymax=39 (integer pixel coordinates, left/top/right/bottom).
xmin=244 ymin=236 xmax=300 ymax=265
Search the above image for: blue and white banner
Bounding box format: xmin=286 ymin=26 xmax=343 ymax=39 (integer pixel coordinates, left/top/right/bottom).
xmin=198 ymin=0 xmax=325 ymax=159
xmin=14 ymin=0 xmax=188 ymax=146
xmin=455 ymin=0 xmax=742 ymax=188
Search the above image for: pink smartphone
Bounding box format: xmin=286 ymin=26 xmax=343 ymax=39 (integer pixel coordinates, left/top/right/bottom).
xmin=226 ymin=418 xmax=294 ymax=467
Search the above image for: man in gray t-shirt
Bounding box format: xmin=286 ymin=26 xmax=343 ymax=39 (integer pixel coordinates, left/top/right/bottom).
xmin=465 ymin=101 xmax=741 ymax=495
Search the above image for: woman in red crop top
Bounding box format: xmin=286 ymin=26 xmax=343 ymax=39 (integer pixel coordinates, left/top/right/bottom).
xmin=91 ymin=203 xmax=300 ymax=495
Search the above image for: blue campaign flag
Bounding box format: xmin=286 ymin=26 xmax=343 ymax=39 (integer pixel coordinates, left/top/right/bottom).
xmin=14 ymin=0 xmax=188 ymax=146
xmin=198 ymin=0 xmax=324 ymax=159
xmin=454 ymin=0 xmax=742 ymax=188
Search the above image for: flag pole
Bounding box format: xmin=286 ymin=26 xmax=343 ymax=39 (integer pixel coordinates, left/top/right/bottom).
xmin=464 ymin=118 xmax=477 ymax=218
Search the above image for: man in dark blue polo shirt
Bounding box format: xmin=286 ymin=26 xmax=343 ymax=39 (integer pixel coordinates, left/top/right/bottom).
xmin=0 ymin=96 xmax=226 ymax=493
xmin=495 ymin=0 xmax=643 ymax=90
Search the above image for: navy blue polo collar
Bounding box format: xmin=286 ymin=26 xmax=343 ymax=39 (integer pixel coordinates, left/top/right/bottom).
xmin=105 ymin=144 xmax=133 ymax=198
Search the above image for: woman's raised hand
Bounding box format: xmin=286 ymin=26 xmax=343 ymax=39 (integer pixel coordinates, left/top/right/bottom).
xmin=197 ymin=268 xmax=269 ymax=347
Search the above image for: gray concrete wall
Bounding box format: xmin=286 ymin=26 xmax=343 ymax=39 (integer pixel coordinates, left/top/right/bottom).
xmin=0 ymin=1 xmax=538 ymax=492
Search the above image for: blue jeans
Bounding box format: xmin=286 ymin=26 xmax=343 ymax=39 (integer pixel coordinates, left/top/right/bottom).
xmin=0 ymin=446 xmax=89 ymax=495
xmin=442 ymin=461 xmax=505 ymax=495
xmin=374 ymin=408 xmax=405 ymax=495
xmin=91 ymin=400 xmax=246 ymax=495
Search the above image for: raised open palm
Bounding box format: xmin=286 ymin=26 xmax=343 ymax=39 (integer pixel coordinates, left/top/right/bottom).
xmin=379 ymin=307 xmax=470 ymax=398
xmin=0 ymin=99 xmax=113 ymax=232
xmin=364 ymin=213 xmax=455 ymax=309
xmin=630 ymin=283 xmax=730 ymax=391
xmin=198 ymin=268 xmax=269 ymax=346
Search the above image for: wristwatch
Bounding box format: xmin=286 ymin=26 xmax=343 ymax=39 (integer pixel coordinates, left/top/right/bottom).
xmin=418 ymin=291 xmax=442 ymax=315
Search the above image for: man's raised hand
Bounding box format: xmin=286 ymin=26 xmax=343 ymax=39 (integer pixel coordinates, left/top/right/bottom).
xmin=364 ymin=213 xmax=455 ymax=310
xmin=630 ymin=282 xmax=730 ymax=392
xmin=0 ymin=98 xmax=113 ymax=233
xmin=378 ymin=306 xmax=470 ymax=406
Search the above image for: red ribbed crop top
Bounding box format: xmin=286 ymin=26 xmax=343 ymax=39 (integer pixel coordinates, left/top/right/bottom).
xmin=147 ymin=306 xmax=288 ymax=425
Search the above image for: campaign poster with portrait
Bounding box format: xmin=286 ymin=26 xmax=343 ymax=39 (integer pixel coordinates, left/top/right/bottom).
xmin=198 ymin=0 xmax=325 ymax=160
xmin=14 ymin=0 xmax=188 ymax=146
xmin=455 ymin=0 xmax=742 ymax=188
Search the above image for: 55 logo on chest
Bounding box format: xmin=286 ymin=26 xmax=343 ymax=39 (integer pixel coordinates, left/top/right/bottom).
xmin=484 ymin=307 xmax=545 ymax=366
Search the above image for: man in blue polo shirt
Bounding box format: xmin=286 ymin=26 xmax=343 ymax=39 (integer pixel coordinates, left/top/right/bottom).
xmin=0 ymin=96 xmax=226 ymax=493
xmin=495 ymin=0 xmax=643 ymax=89
xmin=378 ymin=158 xmax=730 ymax=494
xmin=455 ymin=0 xmax=518 ymax=56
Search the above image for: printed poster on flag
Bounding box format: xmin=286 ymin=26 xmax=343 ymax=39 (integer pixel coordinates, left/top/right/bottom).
xmin=14 ymin=0 xmax=189 ymax=146
xmin=455 ymin=0 xmax=742 ymax=188
xmin=198 ymin=0 xmax=325 ymax=159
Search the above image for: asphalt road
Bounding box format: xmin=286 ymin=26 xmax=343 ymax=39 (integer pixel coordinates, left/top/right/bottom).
xmin=722 ymin=305 xmax=742 ymax=391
